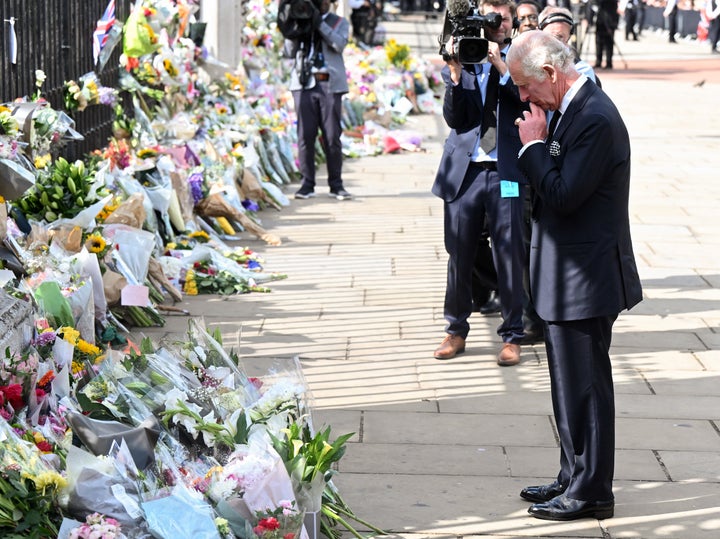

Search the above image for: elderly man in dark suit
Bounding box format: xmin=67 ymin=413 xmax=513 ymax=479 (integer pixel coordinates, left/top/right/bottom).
xmin=507 ymin=30 xmax=642 ymax=521
xmin=432 ymin=0 xmax=529 ymax=366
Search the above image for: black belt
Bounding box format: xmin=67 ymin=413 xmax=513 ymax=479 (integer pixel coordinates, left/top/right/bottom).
xmin=314 ymin=72 xmax=330 ymax=81
xmin=470 ymin=161 xmax=497 ymax=171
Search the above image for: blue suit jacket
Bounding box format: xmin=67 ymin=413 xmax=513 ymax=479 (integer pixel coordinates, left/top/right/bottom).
xmin=432 ymin=62 xmax=526 ymax=203
xmin=518 ymin=79 xmax=643 ymax=321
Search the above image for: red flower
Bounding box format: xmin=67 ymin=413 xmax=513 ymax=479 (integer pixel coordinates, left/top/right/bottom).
xmin=258 ymin=517 xmax=280 ymax=531
xmin=0 ymin=384 xmax=24 ymax=410
xmin=36 ymin=440 xmax=53 ymax=453
xmin=283 ymin=534 xmax=296 ymax=539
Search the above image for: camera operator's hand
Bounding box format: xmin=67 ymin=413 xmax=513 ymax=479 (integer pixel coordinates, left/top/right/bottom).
xmin=486 ymin=41 xmax=507 ymax=77
xmin=446 ymin=38 xmax=463 ymax=85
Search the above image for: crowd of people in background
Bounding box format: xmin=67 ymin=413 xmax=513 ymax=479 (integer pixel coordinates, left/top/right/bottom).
xmin=349 ymin=0 xmax=720 ymax=54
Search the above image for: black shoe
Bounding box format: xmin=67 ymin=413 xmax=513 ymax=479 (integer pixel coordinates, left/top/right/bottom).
xmin=520 ymin=481 xmax=566 ymax=503
xmin=479 ymin=290 xmax=502 ymax=315
xmin=294 ymin=186 xmax=316 ymax=199
xmin=519 ymin=326 xmax=545 ymax=345
xmin=528 ymin=494 xmax=614 ymax=521
xmin=329 ymin=188 xmax=352 ymax=200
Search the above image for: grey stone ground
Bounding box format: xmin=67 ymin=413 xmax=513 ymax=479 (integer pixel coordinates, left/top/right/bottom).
xmin=138 ymin=16 xmax=720 ymax=539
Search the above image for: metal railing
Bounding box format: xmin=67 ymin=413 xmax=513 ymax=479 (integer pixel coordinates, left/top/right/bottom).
xmin=1 ymin=0 xmax=132 ymax=159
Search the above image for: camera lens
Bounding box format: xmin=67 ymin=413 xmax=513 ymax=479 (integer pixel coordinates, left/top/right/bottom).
xmin=457 ymin=37 xmax=489 ymax=64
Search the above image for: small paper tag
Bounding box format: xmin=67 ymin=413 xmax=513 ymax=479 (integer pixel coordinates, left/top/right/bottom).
xmin=111 ymin=483 xmax=143 ymax=519
xmin=500 ymin=180 xmax=519 ymax=198
xmin=121 ymin=284 xmax=150 ymax=306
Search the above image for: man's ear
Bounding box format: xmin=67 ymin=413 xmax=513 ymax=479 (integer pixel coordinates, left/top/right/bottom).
xmin=542 ymin=64 xmax=556 ymax=82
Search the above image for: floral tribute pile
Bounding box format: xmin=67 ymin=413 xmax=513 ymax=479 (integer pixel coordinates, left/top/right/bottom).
xmin=0 ymin=318 xmax=384 ymax=538
xmin=0 ymin=0 xmax=442 ymax=537
xmin=0 ymin=0 xmax=441 ymax=329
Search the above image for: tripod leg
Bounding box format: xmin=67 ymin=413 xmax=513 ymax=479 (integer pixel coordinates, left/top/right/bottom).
xmin=611 ymin=36 xmax=628 ymax=69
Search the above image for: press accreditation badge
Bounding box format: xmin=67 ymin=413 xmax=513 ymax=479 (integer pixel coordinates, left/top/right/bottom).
xmin=500 ymin=180 xmax=519 ymax=198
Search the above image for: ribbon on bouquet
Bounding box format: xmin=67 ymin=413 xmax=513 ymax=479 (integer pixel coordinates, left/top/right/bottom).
xmin=4 ymin=17 xmax=18 ymax=64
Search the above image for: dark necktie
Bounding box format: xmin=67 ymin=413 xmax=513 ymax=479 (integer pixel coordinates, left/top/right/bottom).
xmin=480 ymin=65 xmax=499 ymax=153
xmin=547 ymin=110 xmax=562 ymax=140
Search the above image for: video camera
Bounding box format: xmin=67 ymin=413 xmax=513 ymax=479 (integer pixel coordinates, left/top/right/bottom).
xmin=438 ymin=0 xmax=502 ymax=64
xmin=277 ymin=0 xmax=322 ymax=40
xmin=287 ymin=0 xmax=321 ymax=20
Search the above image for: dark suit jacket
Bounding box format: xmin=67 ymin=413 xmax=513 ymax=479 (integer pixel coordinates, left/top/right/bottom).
xmin=432 ymin=62 xmax=526 ymax=203
xmin=518 ymin=79 xmax=642 ymax=322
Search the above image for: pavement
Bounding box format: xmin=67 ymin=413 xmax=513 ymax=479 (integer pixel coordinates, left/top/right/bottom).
xmin=137 ymin=16 xmax=720 ymax=539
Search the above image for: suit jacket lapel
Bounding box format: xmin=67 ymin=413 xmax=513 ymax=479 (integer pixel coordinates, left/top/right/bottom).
xmin=552 ymin=80 xmax=597 ymax=142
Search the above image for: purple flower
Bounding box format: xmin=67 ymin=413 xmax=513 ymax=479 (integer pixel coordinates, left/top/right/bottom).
xmin=188 ymin=172 xmax=205 ymax=204
xmin=241 ymin=199 xmax=259 ymax=212
xmin=247 ymin=260 xmax=261 ymax=270
xmin=99 ymin=87 xmax=118 ymax=106
xmin=34 ymin=331 xmax=57 ymax=347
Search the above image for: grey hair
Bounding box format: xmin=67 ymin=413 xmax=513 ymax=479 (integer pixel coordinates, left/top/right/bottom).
xmin=507 ymin=30 xmax=576 ymax=81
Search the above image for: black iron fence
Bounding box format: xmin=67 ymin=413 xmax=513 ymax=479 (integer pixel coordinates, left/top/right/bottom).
xmin=1 ymin=0 xmax=132 ymax=159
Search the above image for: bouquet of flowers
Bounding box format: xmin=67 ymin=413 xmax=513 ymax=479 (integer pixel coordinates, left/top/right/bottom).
xmin=0 ymin=417 xmax=66 ymax=537
xmin=67 ymin=512 xmax=126 ymax=539
xmin=250 ymin=501 xmax=305 ymax=539
xmin=14 ymin=157 xmax=108 ymax=223
xmin=63 ymin=72 xmax=118 ymax=112
xmin=0 ymin=105 xmax=20 ymax=160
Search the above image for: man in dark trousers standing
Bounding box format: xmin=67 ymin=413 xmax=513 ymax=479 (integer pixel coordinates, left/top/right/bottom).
xmin=284 ymin=0 xmax=353 ymax=200
xmin=507 ymin=30 xmax=642 ymax=521
xmin=592 ymin=0 xmax=619 ymax=68
xmin=432 ymin=0 xmax=528 ymax=366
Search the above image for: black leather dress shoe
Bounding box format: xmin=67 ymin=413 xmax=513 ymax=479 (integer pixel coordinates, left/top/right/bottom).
xmin=479 ymin=290 xmax=502 ymax=315
xmin=520 ymin=480 xmax=565 ymax=503
xmin=528 ymin=494 xmax=614 ymax=521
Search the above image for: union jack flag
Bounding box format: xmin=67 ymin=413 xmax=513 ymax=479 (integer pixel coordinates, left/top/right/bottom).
xmin=93 ymin=0 xmax=116 ymax=64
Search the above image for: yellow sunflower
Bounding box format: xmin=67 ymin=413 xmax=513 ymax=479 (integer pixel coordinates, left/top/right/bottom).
xmin=189 ymin=230 xmax=210 ymax=242
xmin=85 ymin=233 xmax=107 ymax=254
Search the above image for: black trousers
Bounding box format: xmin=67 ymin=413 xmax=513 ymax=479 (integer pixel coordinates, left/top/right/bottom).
xmin=667 ymin=7 xmax=678 ymax=41
xmin=292 ymin=83 xmax=344 ymax=191
xmin=624 ymin=9 xmax=637 ymax=39
xmin=595 ymin=26 xmax=615 ymax=67
xmin=443 ymin=165 xmax=525 ymax=342
xmin=545 ymin=314 xmax=618 ymax=501
xmin=709 ymin=17 xmax=720 ymax=50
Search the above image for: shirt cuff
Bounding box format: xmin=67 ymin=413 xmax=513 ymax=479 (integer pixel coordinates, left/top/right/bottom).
xmin=518 ymin=140 xmax=544 ymax=157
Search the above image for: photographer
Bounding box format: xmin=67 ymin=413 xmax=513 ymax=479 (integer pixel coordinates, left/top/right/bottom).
xmin=432 ymin=0 xmax=529 ymax=365
xmin=282 ymin=0 xmax=353 ymax=200
xmin=348 ymin=0 xmax=380 ymax=45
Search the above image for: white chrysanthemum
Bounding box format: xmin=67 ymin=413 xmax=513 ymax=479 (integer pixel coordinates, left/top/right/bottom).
xmin=251 ymin=381 xmax=305 ymax=418
xmin=208 ymin=477 xmax=236 ymax=502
